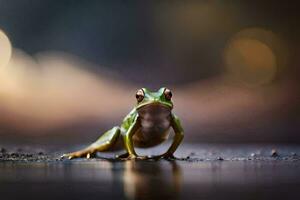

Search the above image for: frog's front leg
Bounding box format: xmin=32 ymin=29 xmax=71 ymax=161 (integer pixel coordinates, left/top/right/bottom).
xmin=62 ymin=126 xmax=120 ymax=159
xmin=121 ymin=116 xmax=148 ymax=160
xmin=153 ymin=114 xmax=184 ymax=160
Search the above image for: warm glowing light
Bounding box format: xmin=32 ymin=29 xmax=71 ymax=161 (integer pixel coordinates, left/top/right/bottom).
xmin=234 ymin=28 xmax=289 ymax=70
xmin=224 ymin=38 xmax=276 ymax=86
xmin=154 ymin=2 xmax=237 ymax=53
xmin=0 ymin=29 xmax=12 ymax=70
xmin=0 ymin=50 xmax=134 ymax=130
xmin=223 ymin=28 xmax=288 ymax=86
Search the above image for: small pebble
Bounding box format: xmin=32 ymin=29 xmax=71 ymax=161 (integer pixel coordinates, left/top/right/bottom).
xmin=217 ymin=157 xmax=224 ymax=161
xmin=10 ymin=153 xmax=19 ymax=157
xmin=271 ymin=149 xmax=278 ymax=157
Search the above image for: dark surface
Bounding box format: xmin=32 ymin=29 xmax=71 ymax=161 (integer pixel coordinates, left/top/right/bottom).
xmin=0 ymin=144 xmax=300 ymax=200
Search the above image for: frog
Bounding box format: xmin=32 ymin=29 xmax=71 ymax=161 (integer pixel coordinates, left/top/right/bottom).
xmin=62 ymin=87 xmax=184 ymax=160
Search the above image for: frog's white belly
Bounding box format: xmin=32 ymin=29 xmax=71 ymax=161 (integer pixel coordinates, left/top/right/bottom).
xmin=134 ymin=104 xmax=172 ymax=147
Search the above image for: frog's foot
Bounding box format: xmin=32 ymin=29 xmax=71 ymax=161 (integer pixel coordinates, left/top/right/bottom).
xmin=62 ymin=126 xmax=121 ymax=160
xmin=150 ymin=153 xmax=177 ymax=160
xmin=62 ymin=150 xmax=96 ymax=160
xmin=118 ymin=154 xmax=149 ymax=161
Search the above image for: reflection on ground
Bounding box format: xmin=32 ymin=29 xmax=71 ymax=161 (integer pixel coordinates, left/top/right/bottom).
xmin=122 ymin=161 xmax=182 ymax=199
xmin=0 ymin=157 xmax=300 ymax=200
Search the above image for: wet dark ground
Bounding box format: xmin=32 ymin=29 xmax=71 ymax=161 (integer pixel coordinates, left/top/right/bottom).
xmin=1 ymin=144 xmax=300 ymax=200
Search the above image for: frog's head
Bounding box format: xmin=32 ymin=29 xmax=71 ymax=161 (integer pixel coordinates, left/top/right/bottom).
xmin=135 ymin=87 xmax=173 ymax=110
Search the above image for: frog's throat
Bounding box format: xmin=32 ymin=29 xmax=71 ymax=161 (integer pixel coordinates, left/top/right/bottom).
xmin=136 ymin=101 xmax=173 ymax=110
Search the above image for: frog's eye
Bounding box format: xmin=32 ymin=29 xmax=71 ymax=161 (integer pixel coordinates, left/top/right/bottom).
xmin=135 ymin=89 xmax=144 ymax=102
xmin=164 ymin=88 xmax=172 ymax=100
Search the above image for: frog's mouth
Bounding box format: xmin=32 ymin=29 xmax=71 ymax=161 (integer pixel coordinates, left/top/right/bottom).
xmin=137 ymin=102 xmax=172 ymax=117
xmin=136 ymin=101 xmax=173 ymax=111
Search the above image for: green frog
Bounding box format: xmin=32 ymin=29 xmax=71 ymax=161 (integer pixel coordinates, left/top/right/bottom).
xmin=63 ymin=87 xmax=184 ymax=160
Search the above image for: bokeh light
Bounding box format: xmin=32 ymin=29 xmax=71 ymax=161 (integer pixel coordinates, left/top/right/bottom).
xmin=224 ymin=38 xmax=276 ymax=86
xmin=223 ymin=28 xmax=289 ymax=86
xmin=0 ymin=29 xmax=12 ymax=70
xmin=0 ymin=50 xmax=134 ymax=131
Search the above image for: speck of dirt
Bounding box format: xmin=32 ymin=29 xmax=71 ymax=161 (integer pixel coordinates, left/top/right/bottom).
xmin=217 ymin=157 xmax=224 ymax=161
xmin=271 ymin=149 xmax=279 ymax=157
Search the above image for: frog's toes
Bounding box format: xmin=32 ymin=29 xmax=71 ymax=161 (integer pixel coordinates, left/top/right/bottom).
xmin=61 ymin=152 xmax=81 ymax=160
xmin=60 ymin=154 xmax=72 ymax=160
xmin=116 ymin=154 xmax=150 ymax=161
xmin=137 ymin=155 xmax=148 ymax=160
xmin=61 ymin=154 xmax=68 ymax=159
xmin=68 ymin=156 xmax=74 ymax=160
xmin=120 ymin=155 xmax=136 ymax=161
xmin=67 ymin=154 xmax=75 ymax=160
xmin=119 ymin=155 xmax=140 ymax=161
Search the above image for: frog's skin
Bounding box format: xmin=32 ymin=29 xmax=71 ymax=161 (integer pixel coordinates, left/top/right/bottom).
xmin=63 ymin=87 xmax=184 ymax=160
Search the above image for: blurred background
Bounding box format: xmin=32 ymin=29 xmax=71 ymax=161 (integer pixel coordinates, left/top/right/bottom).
xmin=0 ymin=0 xmax=299 ymax=145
